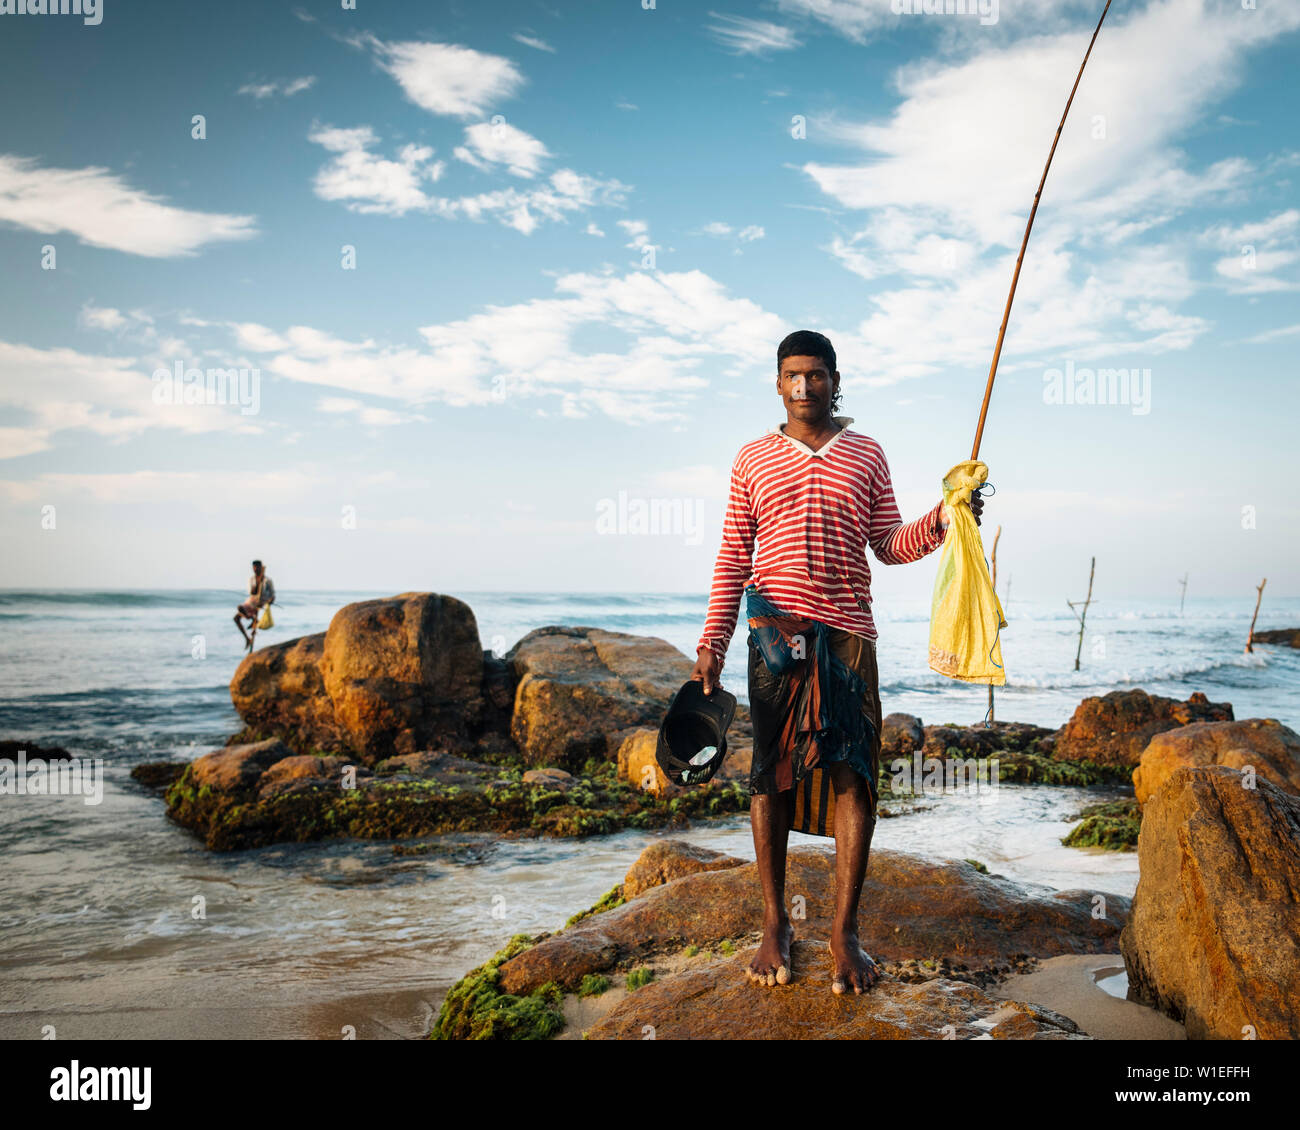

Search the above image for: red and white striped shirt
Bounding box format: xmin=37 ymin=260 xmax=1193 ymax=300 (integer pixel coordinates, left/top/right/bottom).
xmin=698 ymin=416 xmax=946 ymax=667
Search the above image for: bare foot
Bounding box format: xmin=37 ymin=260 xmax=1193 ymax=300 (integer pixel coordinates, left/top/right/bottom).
xmin=747 ymin=918 xmax=794 ymax=987
xmin=828 ymin=930 xmax=881 ymax=995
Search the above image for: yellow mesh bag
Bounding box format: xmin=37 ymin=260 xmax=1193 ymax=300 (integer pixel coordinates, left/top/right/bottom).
xmin=257 ymin=605 xmax=274 ymax=630
xmin=928 ymin=460 xmax=1006 ymax=685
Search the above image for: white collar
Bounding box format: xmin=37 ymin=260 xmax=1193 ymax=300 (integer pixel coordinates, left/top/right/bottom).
xmin=771 ymin=415 xmax=854 ymax=457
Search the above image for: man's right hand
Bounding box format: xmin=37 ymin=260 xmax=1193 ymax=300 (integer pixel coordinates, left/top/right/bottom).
xmin=691 ymin=648 xmax=723 ymax=695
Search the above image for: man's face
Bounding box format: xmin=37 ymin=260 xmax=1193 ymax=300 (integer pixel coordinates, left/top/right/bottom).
xmin=252 ymin=563 xmax=262 ymax=576
xmin=777 ymin=355 xmax=838 ymax=421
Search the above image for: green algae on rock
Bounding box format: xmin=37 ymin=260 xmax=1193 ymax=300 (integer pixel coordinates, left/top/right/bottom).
xmin=430 ymin=934 xmax=565 ymax=1041
xmin=1062 ymin=798 xmax=1140 ymax=851
xmin=164 ymin=754 xmax=750 ymax=852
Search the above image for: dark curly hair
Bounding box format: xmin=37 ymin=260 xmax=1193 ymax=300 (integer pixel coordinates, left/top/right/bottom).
xmin=777 ymin=330 xmax=841 ymax=413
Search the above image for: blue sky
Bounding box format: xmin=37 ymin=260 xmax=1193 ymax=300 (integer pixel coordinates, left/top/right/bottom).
xmin=1 ymin=0 xmax=1297 ymax=609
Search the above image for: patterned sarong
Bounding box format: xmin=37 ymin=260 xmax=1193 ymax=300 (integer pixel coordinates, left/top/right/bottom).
xmin=745 ymin=584 xmax=882 ymax=836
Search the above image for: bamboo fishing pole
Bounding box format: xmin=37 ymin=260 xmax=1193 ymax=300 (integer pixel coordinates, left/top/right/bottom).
xmin=971 ymin=0 xmax=1114 ymax=461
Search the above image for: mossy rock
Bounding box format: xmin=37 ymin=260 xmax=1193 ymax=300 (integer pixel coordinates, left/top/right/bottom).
xmin=565 ymin=884 xmax=625 ymax=927
xmin=163 ymin=760 xmax=751 ymax=852
xmin=1062 ymin=798 xmax=1140 ymax=851
xmin=430 ymin=934 xmax=565 ymax=1040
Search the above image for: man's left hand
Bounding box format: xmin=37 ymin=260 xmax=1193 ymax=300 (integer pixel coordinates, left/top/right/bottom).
xmin=937 ymin=491 xmax=985 ymax=529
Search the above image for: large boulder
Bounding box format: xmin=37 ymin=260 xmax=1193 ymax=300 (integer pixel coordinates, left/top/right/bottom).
xmin=1051 ymin=689 xmax=1233 ymax=766
xmin=230 ymin=633 xmax=345 ymax=752
xmin=584 ymin=941 xmax=1086 ymax=1040
xmin=622 ymin=839 xmax=744 ymax=898
xmin=1120 ymin=766 xmax=1300 ymax=1040
xmin=1133 ymin=719 xmax=1300 ymax=805
xmin=506 ymin=626 xmax=695 ymax=769
xmin=320 ymin=593 xmax=485 ymax=759
xmin=231 ymin=592 xmax=490 ymax=762
xmin=497 ymin=844 xmax=1128 ymax=996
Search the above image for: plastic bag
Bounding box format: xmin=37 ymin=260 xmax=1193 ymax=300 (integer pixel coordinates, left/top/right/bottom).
xmin=928 ymin=460 xmax=1006 ymax=685
xmin=257 ymin=605 xmax=274 ymax=630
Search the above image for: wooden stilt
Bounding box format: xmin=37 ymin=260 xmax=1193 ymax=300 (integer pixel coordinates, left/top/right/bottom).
xmin=1068 ymin=557 xmax=1096 ymax=672
xmin=987 ymin=525 xmax=1002 ymax=723
xmin=1246 ymin=579 xmax=1267 ymax=654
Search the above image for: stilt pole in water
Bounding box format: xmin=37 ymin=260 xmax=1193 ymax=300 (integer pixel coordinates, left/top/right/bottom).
xmin=987 ymin=525 xmax=1002 ymax=723
xmin=1068 ymin=556 xmax=1096 ymax=672
xmin=1246 ymin=578 xmax=1267 ymax=654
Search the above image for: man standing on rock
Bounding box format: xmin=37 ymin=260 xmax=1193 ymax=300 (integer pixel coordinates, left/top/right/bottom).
xmin=691 ymin=330 xmax=982 ymax=995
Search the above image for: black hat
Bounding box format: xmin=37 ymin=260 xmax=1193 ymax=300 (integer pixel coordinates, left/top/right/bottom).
xmin=655 ymin=679 xmax=737 ymax=786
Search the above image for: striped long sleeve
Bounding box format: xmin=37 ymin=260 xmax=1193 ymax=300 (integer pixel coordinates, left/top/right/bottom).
xmin=696 ymin=420 xmax=946 ymax=669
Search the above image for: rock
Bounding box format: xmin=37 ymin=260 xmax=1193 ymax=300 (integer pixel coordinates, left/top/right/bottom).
xmin=615 ymin=729 xmax=681 ymax=797
xmin=1249 ymin=628 xmax=1300 ymax=648
xmin=1051 ymin=689 xmax=1233 ymax=766
xmin=230 ymin=633 xmax=345 ymax=753
xmin=0 ymin=740 xmax=72 ymax=760
xmin=1133 ymin=719 xmax=1300 ymax=805
xmin=881 ymin=713 xmax=924 ymax=758
xmin=506 ymin=626 xmax=695 ymax=769
xmin=622 ymin=839 xmax=745 ymax=899
xmin=583 ymin=941 xmax=1087 ymax=1039
xmin=919 ymin=720 xmax=1056 ymax=761
xmin=375 ymin=750 xmax=495 ymax=784
xmin=230 ymin=593 xmax=489 ymax=762
xmin=257 ymin=754 xmax=352 ymax=797
xmin=523 ymin=768 xmax=576 ymax=790
xmin=320 ymin=593 xmax=485 ymax=759
xmin=130 ymin=762 xmax=188 ymax=790
xmin=1120 ymin=766 xmax=1300 ymax=1040
xmin=189 ymin=738 xmax=294 ymax=792
xmin=497 ymin=844 xmax=1128 ymax=996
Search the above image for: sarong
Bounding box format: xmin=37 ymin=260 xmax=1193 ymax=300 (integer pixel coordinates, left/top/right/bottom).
xmin=745 ymin=584 xmax=883 ymax=837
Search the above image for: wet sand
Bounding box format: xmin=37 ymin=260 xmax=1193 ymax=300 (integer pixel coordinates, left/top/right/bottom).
xmin=991 ymin=953 xmax=1185 ymax=1040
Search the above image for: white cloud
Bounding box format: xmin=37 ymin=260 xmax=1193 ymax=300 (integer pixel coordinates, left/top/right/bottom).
xmin=0 ymin=154 xmax=257 ymax=258
xmin=1241 ymin=323 xmax=1300 ymax=345
xmin=1202 ymin=209 xmax=1300 ymax=294
xmin=0 ymin=469 xmax=315 ymax=505
xmin=0 ymin=340 xmax=261 ymax=459
xmin=308 ymin=124 xmax=445 ymax=215
xmin=775 ymin=0 xmax=1103 ymax=45
xmin=238 ymin=75 xmax=316 ymax=99
xmin=366 ymin=37 xmax=526 ymax=118
xmin=699 ymin=221 xmax=766 ymax=243
xmin=308 ymin=125 xmax=623 ymax=231
xmin=454 ymin=120 xmax=550 ymax=178
xmin=706 ymin=12 xmax=801 ymax=55
xmin=619 ymin=219 xmax=654 ymax=250
xmin=223 ymin=270 xmax=785 ymax=423
xmin=789 ymin=0 xmax=1300 ymax=378
xmin=78 ymin=304 xmax=126 ymax=332
xmin=316 ymin=396 xmax=425 ymax=426
xmin=513 ymin=33 xmax=555 ymax=53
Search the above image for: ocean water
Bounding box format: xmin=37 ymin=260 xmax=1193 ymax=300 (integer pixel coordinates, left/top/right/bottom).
xmin=1 ymin=588 xmax=1297 ymax=1039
